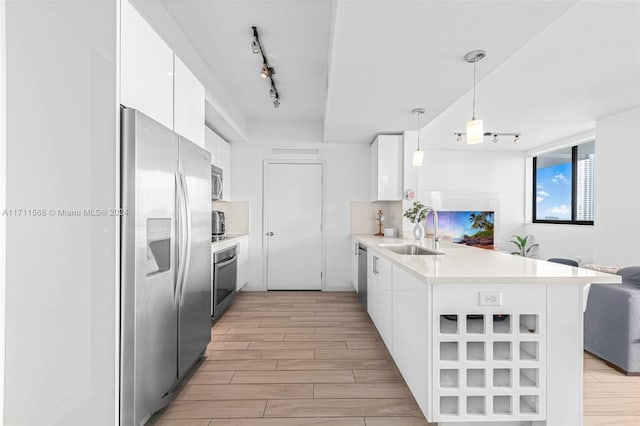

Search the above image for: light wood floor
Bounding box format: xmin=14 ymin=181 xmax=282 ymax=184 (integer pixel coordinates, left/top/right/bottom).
xmin=150 ymin=291 xmax=640 ymax=426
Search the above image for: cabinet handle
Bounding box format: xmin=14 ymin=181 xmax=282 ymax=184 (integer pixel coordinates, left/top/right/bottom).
xmin=355 ymin=242 xmax=359 ymax=255
xmin=373 ymin=256 xmax=378 ymax=274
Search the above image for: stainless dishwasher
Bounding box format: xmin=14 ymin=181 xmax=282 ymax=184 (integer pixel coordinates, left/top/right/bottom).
xmin=358 ymin=243 xmax=367 ymax=307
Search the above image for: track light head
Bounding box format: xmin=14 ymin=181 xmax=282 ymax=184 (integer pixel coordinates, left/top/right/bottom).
xmin=251 ymin=39 xmax=260 ymax=54
xmin=514 ymin=135 xmax=520 ymax=143
xmin=269 ymin=88 xmax=276 ymax=98
xmin=260 ymin=65 xmax=270 ymax=79
xmin=456 ymin=134 xmax=462 ymax=144
xmin=492 ymin=134 xmax=498 ymax=144
xmin=273 ymin=98 xmax=280 ymax=108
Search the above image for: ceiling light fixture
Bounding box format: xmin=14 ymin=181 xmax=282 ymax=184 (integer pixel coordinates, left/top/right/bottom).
xmin=464 ymin=50 xmax=485 ymax=144
xmin=411 ymin=107 xmax=425 ymax=167
xmin=454 ymin=50 xmax=521 ymax=145
xmin=251 ymin=26 xmax=281 ymax=108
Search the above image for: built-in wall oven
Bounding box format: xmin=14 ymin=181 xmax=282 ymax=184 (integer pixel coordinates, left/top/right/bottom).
xmin=212 ymin=245 xmax=237 ymax=320
xmin=211 ymin=165 xmax=223 ymax=201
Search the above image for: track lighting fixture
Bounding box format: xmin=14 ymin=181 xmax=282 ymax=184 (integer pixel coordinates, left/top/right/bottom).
xmin=455 ymin=50 xmax=521 ymax=145
xmin=251 ymin=26 xmax=281 ymax=108
xmin=411 ymin=108 xmax=425 ymax=167
xmin=260 ymin=65 xmax=270 ymax=79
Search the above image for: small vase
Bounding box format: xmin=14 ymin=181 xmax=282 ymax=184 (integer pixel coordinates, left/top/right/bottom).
xmin=412 ymin=222 xmax=425 ymax=240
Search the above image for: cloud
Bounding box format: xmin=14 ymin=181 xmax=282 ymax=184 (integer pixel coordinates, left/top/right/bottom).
xmin=546 ymin=205 xmax=570 ymax=216
xmin=552 ymin=173 xmax=569 ymax=185
xmin=537 ymin=183 xmax=543 ymax=190
xmin=536 ymin=190 xmax=551 ymax=203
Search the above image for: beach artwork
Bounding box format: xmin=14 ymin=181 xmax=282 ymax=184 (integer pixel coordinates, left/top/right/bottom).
xmin=425 ymin=211 xmax=495 ymax=250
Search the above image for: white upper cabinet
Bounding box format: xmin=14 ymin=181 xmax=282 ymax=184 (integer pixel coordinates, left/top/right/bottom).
xmin=205 ymin=127 xmax=232 ymax=201
xmin=217 ymin=139 xmax=231 ymax=201
xmin=121 ymin=0 xmax=174 ymax=130
xmin=370 ymin=134 xmax=403 ymax=201
xmin=174 ymin=55 xmax=205 ymax=147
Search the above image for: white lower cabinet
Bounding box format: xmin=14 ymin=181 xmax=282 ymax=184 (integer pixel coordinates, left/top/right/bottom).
xmin=367 ymin=251 xmax=378 ymax=326
xmin=236 ymin=238 xmax=249 ymax=290
xmin=377 ymin=258 xmax=393 ymax=350
xmin=367 ymin=251 xmax=392 ymax=349
xmin=392 ymin=266 xmax=430 ymax=419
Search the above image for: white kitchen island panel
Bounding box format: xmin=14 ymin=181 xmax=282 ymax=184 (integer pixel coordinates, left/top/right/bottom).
xmin=351 ymin=234 xmax=620 ymax=426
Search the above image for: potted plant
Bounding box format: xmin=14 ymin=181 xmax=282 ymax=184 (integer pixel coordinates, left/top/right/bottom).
xmin=403 ymin=201 xmax=428 ymax=223
xmin=510 ymin=234 xmax=539 ymax=257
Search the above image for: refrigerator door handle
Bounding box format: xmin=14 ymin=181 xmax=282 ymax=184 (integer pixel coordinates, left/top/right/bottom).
xmin=179 ymin=171 xmax=192 ymax=306
xmin=174 ymin=168 xmax=186 ymax=309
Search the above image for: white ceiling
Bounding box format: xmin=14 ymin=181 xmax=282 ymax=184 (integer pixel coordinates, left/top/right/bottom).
xmin=323 ymin=0 xmax=577 ymax=143
xmin=160 ymin=0 xmax=333 ymax=121
xmin=159 ymin=0 xmax=640 ymax=150
xmin=421 ymin=0 xmax=640 ymax=151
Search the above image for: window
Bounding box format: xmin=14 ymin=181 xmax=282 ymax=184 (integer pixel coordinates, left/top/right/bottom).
xmin=533 ymin=141 xmax=595 ymax=224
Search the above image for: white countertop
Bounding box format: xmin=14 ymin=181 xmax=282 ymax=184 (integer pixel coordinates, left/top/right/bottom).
xmin=211 ymin=233 xmax=248 ymax=250
xmin=352 ymin=234 xmax=621 ymax=285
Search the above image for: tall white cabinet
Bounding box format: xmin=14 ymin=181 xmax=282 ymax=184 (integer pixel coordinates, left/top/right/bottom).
xmin=370 ymin=134 xmax=403 ymax=201
xmin=174 ymin=55 xmax=205 ymax=147
xmin=120 ymin=0 xmax=205 ymax=147
xmin=121 ymin=0 xmax=173 ymax=130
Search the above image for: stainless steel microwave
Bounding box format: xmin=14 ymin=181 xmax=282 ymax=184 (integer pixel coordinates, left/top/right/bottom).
xmin=211 ymin=165 xmax=223 ymax=200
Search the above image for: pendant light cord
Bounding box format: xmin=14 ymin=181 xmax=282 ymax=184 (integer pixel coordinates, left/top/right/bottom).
xmin=416 ymin=111 xmax=421 ymax=150
xmin=472 ymin=61 xmax=477 ymax=120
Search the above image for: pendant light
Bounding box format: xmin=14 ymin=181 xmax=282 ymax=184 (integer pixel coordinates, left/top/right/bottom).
xmin=464 ymin=50 xmax=486 ymax=144
xmin=411 ymin=107 xmax=425 ymax=167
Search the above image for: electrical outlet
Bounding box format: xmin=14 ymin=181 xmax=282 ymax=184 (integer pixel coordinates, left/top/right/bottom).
xmin=478 ymin=291 xmax=502 ymax=306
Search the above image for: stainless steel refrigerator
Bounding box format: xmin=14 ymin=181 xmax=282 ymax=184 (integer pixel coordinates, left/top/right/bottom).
xmin=120 ymin=107 xmax=212 ymax=426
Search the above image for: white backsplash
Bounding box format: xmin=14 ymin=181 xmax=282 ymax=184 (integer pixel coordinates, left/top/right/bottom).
xmin=350 ymin=201 xmax=403 ymax=235
xmin=211 ymin=201 xmax=250 ymax=234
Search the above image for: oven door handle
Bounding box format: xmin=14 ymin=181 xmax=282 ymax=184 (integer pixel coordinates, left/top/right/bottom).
xmin=215 ymin=254 xmax=237 ymax=269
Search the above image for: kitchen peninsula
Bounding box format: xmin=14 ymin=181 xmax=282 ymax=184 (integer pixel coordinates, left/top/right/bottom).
xmin=352 ymin=235 xmax=621 ymax=426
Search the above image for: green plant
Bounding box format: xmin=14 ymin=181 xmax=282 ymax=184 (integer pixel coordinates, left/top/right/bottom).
xmin=403 ymin=201 xmax=427 ymax=224
xmin=510 ymin=234 xmax=539 ymax=257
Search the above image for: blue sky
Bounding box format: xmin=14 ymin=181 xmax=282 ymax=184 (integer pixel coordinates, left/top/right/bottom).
xmin=536 ymin=162 xmax=572 ymax=220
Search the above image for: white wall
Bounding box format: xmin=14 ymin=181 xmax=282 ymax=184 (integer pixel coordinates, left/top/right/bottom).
xmin=404 ymin=132 xmax=526 ymax=251
xmin=524 ymin=223 xmax=594 ymax=264
xmin=231 ymin=122 xmax=369 ymax=290
xmin=593 ymin=107 xmax=640 ymax=266
xmin=4 ymin=2 xmax=118 ymax=425
xmin=0 ymin=0 xmax=6 ymax=421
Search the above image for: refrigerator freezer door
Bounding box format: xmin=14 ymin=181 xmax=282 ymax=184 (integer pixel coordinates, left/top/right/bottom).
xmin=121 ymin=108 xmax=180 ymax=426
xmin=177 ymin=137 xmax=212 ymax=377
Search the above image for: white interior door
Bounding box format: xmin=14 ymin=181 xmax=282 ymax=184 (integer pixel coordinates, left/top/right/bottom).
xmin=266 ymin=162 xmax=322 ymax=290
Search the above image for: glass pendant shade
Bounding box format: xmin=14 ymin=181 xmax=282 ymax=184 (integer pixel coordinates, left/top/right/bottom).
xmin=412 ymin=149 xmax=424 ymax=167
xmin=466 ymin=119 xmax=484 ymax=144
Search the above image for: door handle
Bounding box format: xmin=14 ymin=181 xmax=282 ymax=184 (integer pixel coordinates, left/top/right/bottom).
xmin=266 ymin=232 xmax=276 ymax=236
xmin=179 ymin=172 xmax=192 ymax=307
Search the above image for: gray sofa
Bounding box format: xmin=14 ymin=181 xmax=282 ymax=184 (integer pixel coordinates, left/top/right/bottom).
xmin=584 ymin=266 xmax=640 ymax=374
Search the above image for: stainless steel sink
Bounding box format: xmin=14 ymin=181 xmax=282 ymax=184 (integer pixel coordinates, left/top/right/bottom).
xmin=380 ymin=244 xmax=444 ymax=256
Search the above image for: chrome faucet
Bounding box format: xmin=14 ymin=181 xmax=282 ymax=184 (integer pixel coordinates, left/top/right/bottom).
xmin=415 ymin=206 xmax=440 ymax=251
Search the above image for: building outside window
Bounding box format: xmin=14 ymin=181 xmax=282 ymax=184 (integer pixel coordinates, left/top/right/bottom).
xmin=533 ymin=141 xmax=595 ymax=224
